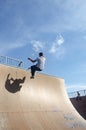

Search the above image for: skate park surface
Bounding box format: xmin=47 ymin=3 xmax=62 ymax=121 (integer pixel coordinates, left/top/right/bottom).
xmin=0 ymin=64 xmax=86 ymax=130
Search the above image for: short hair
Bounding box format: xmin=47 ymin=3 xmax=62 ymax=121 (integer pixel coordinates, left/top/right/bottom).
xmin=39 ymin=52 xmax=43 ymax=56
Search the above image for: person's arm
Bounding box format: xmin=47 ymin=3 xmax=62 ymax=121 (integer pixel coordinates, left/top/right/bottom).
xmin=28 ymin=58 xmax=37 ymax=63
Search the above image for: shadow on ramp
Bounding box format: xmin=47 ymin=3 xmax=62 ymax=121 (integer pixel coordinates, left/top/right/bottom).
xmin=5 ymin=73 xmax=26 ymax=93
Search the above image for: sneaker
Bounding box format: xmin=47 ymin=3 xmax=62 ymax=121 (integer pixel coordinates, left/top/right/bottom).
xmin=30 ymin=76 xmax=34 ymax=79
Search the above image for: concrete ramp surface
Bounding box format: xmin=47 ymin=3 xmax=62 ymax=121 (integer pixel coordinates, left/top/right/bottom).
xmin=0 ymin=64 xmax=86 ymax=130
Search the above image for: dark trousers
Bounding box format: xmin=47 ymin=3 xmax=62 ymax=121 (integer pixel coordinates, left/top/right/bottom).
xmin=31 ymin=65 xmax=42 ymax=77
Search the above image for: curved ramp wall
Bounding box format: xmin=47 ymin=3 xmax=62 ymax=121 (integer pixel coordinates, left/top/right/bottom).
xmin=0 ymin=64 xmax=86 ymax=130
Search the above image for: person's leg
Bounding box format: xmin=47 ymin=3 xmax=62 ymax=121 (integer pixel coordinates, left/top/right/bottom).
xmin=30 ymin=65 xmax=41 ymax=78
xmin=30 ymin=65 xmax=36 ymax=78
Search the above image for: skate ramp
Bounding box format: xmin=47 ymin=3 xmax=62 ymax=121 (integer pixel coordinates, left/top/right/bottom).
xmin=0 ymin=64 xmax=86 ymax=130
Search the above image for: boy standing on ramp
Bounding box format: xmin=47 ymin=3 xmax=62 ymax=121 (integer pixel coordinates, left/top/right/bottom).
xmin=28 ymin=52 xmax=46 ymax=79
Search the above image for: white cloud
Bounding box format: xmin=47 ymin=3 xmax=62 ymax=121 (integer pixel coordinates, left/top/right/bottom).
xmin=31 ymin=40 xmax=44 ymax=52
xmin=57 ymin=34 xmax=64 ymax=45
xmin=49 ymin=34 xmax=65 ymax=58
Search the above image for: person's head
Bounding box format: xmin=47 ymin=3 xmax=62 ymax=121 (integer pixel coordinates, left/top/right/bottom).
xmin=39 ymin=52 xmax=43 ymax=57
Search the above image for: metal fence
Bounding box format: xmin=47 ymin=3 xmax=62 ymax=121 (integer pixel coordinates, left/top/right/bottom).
xmin=0 ymin=55 xmax=23 ymax=68
xmin=68 ymin=89 xmax=86 ymax=98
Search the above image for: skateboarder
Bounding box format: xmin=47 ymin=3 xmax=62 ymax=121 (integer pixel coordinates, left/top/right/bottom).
xmin=27 ymin=52 xmax=46 ymax=79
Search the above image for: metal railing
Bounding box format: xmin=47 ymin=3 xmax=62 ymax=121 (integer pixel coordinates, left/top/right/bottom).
xmin=68 ymin=89 xmax=86 ymax=98
xmin=0 ymin=55 xmax=23 ymax=68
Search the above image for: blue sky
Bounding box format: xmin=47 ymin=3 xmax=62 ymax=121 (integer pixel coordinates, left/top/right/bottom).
xmin=0 ymin=0 xmax=86 ymax=93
